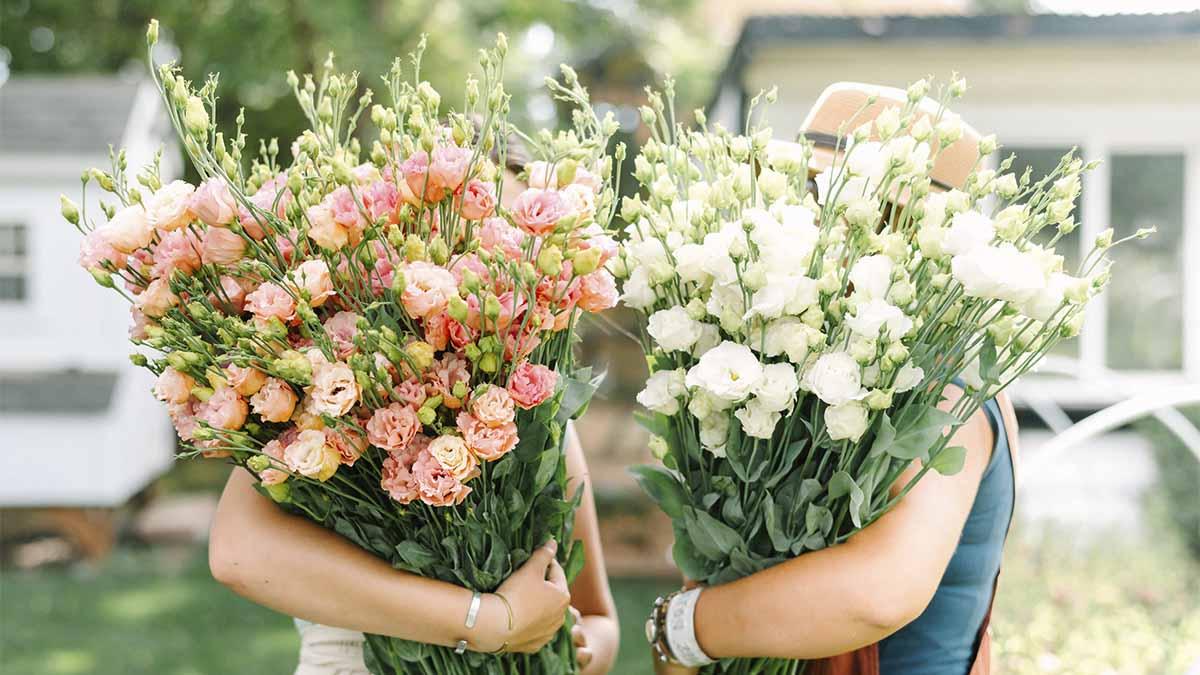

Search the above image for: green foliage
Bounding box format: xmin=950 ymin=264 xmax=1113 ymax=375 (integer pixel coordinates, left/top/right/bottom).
xmin=1140 ymin=407 xmax=1200 ymax=559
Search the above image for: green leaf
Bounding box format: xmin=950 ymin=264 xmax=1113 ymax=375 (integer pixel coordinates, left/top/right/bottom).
xmin=633 ymin=409 xmax=671 ymax=438
xmin=979 ymin=335 xmax=1000 ymax=384
xmin=393 ymin=541 xmax=437 ymax=572
xmin=763 ymin=493 xmax=790 ymax=553
xmin=671 ymin=524 xmax=710 ymax=580
xmin=804 ymin=503 xmax=833 ymax=537
xmin=684 ymin=507 xmax=745 ymax=560
xmin=929 ymin=445 xmax=969 ymax=475
xmin=628 ymin=465 xmax=688 ymax=519
xmin=829 ymin=471 xmax=866 ymax=529
xmin=563 ymin=539 xmax=586 ymax=583
xmin=721 ymin=494 xmax=745 ymax=528
xmin=531 ymin=446 xmax=560 ymax=493
xmin=877 ymin=405 xmax=961 ymax=461
xmin=555 ymin=370 xmax=603 ymax=425
xmin=724 ymin=418 xmax=750 ymax=482
xmin=868 ymin=414 xmax=897 ymax=458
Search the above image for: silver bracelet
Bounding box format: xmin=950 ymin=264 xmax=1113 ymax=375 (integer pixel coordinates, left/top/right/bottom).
xmin=664 ymin=587 xmax=716 ymax=667
xmin=455 ymin=591 xmax=483 ymax=654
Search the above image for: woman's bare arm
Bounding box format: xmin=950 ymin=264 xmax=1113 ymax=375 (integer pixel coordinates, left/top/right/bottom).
xmin=564 ymin=424 xmax=620 ymax=673
xmin=209 ymin=468 xmax=569 ymax=653
xmin=688 ymin=388 xmax=998 ymax=661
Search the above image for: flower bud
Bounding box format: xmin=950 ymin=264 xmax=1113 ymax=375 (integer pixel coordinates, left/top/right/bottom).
xmin=649 ymin=434 xmax=669 ymax=460
xmin=265 ymin=482 xmax=291 ymax=503
xmin=483 ymin=294 xmax=502 ymax=321
xmin=865 ymin=389 xmax=893 ymax=410
xmin=89 ymin=268 xmax=115 ymax=289
xmin=978 ymin=135 xmax=998 ymax=157
xmin=417 ymin=405 xmax=437 ymax=425
xmin=478 ymin=352 xmax=499 ymax=373
xmin=247 ymin=455 xmax=271 ymax=473
xmin=184 ymin=96 xmax=210 ymax=137
xmin=428 ymin=237 xmax=450 ymax=265
xmin=1094 ymin=228 xmax=1114 ymax=249
xmin=405 ymin=341 xmax=435 ymax=372
xmin=572 ymin=247 xmax=602 ymax=276
xmin=537 ymin=244 xmax=564 ymax=276
xmin=146 ymin=19 xmax=159 ymax=45
xmin=129 ymin=353 xmax=149 ymax=367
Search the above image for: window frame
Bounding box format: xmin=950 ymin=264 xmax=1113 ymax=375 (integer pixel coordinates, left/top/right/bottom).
xmin=0 ymin=219 xmax=29 ymax=305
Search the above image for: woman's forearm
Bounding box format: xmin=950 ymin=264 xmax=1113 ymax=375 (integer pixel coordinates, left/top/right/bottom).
xmin=209 ymin=468 xmax=506 ymax=649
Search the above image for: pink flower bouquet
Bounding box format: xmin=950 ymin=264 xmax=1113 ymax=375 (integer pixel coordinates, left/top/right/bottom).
xmin=62 ymin=24 xmax=622 ymax=674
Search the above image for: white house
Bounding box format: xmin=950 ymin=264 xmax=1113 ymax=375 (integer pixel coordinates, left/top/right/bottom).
xmin=0 ymin=75 xmax=179 ymax=507
xmin=708 ymin=11 xmax=1200 ymax=410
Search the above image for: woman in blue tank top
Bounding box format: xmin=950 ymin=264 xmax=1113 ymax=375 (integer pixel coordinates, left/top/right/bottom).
xmin=655 ymin=386 xmax=1018 ymax=675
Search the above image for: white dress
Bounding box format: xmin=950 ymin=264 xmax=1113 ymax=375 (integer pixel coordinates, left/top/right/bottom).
xmin=294 ymin=619 xmax=369 ymax=675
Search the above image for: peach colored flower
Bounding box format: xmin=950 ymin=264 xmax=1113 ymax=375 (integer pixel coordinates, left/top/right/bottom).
xmin=292 ymin=259 xmax=335 ymax=307
xmin=525 ymin=161 xmax=556 ymax=189
xmin=426 ymin=353 xmax=471 ymax=409
xmin=393 ymin=379 xmax=426 ymax=408
xmin=250 ymin=378 xmax=299 ymax=423
xmin=213 ymin=275 xmax=249 ymax=312
xmin=258 ymin=438 xmax=291 ymax=485
xmin=305 ymin=360 xmax=360 ymax=417
xmin=447 ymin=318 xmax=476 ymax=351
xmin=201 ymin=226 xmax=246 ymax=265
xmin=429 ymin=145 xmax=471 ymax=193
xmin=78 ymin=228 xmax=127 ymax=272
xmin=470 ymin=386 xmax=516 ymax=428
xmin=226 ymin=364 xmax=268 ymax=396
xmin=428 ymin=434 xmax=478 ymax=482
xmin=284 ymin=428 xmax=340 ymax=481
xmin=507 ymin=362 xmax=557 ymax=409
xmin=413 ymin=448 xmax=472 ymax=507
xmin=478 ymin=217 xmax=525 ymax=258
xmin=104 ymin=205 xmax=155 ymax=253
xmin=136 ymin=278 xmax=179 ymax=318
xmin=363 ymin=179 xmax=400 ymax=224
xmin=457 ymin=413 xmax=519 ymax=461
xmin=190 ymin=179 xmax=237 ymax=227
xmin=510 ymin=188 xmax=567 ymax=237
xmin=323 ymin=311 xmax=360 ymax=359
xmin=146 ymin=180 xmax=196 ymax=232
xmin=381 ymin=444 xmax=422 ymax=504
xmin=399 ymin=261 xmax=458 ymax=320
xmin=560 ymin=183 xmax=596 ymax=221
xmin=401 ymin=151 xmax=446 ymax=203
xmin=201 ymin=386 xmax=249 ymax=431
xmin=129 ymin=307 xmax=153 ymax=340
xmin=459 ymin=179 xmax=496 ymax=220
xmin=423 ymin=312 xmax=449 ymax=351
xmin=154 ymin=368 xmax=195 ymax=405
xmin=306 ymin=202 xmax=350 ymax=251
xmin=151 ymin=229 xmax=202 ymax=279
xmin=168 ymin=401 xmax=200 ymax=442
xmin=245 ymin=282 xmax=297 ymax=323
xmin=578 ymin=269 xmax=619 ymax=312
xmin=326 ymin=426 xmax=367 ymax=466
xmin=365 ymin=402 xmax=420 ymax=452
xmin=327 ymin=186 xmax=368 ymax=245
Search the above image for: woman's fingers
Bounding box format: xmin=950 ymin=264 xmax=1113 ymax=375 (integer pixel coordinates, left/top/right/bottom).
xmin=525 ymin=540 xmax=558 ymax=579
xmin=545 ymin=558 xmax=568 ymax=593
xmin=576 ymin=646 xmax=594 ymax=667
xmin=572 ymin=623 xmax=586 ymax=647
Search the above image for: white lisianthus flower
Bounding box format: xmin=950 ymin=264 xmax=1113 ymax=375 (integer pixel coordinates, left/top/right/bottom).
xmin=647 ymin=307 xmax=704 ymax=352
xmin=637 ymin=369 xmax=686 ymax=415
xmin=802 ymin=352 xmax=864 ymax=406
xmin=893 ymin=364 xmax=926 ymax=393
xmin=706 ymin=282 xmax=747 ymax=326
xmin=765 ymin=139 xmax=807 ymax=173
xmin=825 ymin=401 xmax=869 ymax=442
xmin=673 ymin=243 xmax=710 ymax=284
xmin=629 ymin=237 xmax=674 ymax=283
xmin=699 ymin=413 xmax=730 ymax=457
xmin=762 ymin=318 xmax=821 ymax=363
xmin=753 ymin=363 xmax=800 ymax=412
xmin=849 ymin=255 xmax=894 ymax=300
xmin=845 ymin=298 xmax=914 ymax=341
xmin=685 ymin=341 xmax=765 ymax=403
xmin=917 ymin=224 xmax=948 ymax=259
xmin=1021 ymin=272 xmax=1075 ymax=322
xmin=745 ymin=274 xmax=819 ymax=320
xmin=921 ymin=192 xmax=950 ymax=228
xmin=620 ymin=267 xmax=658 ymax=310
xmin=952 ymin=244 xmax=1047 ymax=304
xmin=735 ymin=400 xmax=782 ymax=439
xmin=692 ymin=322 xmax=722 ymax=357
xmin=943 ymin=210 xmax=995 ymax=256
xmin=758 ymin=169 xmax=788 ymax=200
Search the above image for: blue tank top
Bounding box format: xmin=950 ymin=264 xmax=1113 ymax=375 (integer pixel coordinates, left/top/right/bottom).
xmin=877 ymin=398 xmax=1015 ymax=674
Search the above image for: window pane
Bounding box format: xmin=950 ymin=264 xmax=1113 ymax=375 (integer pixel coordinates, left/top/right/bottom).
xmin=0 ymin=275 xmax=26 ymax=301
xmin=1106 ymin=153 xmax=1185 ymax=371
xmin=0 ymin=224 xmax=26 ymax=257
xmin=1006 ymin=146 xmax=1083 ymax=360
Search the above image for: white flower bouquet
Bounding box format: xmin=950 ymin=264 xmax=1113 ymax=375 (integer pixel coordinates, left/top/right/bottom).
xmin=614 ymin=78 xmax=1150 ymax=674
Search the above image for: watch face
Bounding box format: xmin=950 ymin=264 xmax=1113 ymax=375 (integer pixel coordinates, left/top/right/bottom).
xmin=644 ymin=617 xmax=656 ymax=644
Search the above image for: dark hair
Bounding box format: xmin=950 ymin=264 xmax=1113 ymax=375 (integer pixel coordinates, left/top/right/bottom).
xmin=470 ymin=114 xmax=529 ymax=173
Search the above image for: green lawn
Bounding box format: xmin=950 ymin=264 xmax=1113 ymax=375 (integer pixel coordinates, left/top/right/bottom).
xmin=2 ymin=533 xmax=1197 ymax=674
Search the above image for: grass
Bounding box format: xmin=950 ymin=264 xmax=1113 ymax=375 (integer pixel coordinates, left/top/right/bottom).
xmin=2 ymin=532 xmax=1196 ymax=674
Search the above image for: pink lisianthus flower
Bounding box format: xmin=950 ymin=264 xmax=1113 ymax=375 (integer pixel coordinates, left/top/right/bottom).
xmin=200 ymin=386 xmax=249 ymax=431
xmin=167 ymin=400 xmax=200 ymax=442
xmin=250 ymin=377 xmax=299 ymax=423
xmin=478 ymin=217 xmax=526 ymax=258
xmin=380 ymin=442 xmax=423 ymax=504
xmin=426 ymin=353 xmax=471 ymax=409
xmin=524 ymin=161 xmax=556 ymax=190
xmin=104 ymin=205 xmax=155 ymax=254
xmin=324 ymin=311 xmax=361 ymax=359
xmin=448 ymin=253 xmax=490 ymax=288
xmin=151 ymin=229 xmax=202 ymax=279
xmin=429 ymin=145 xmax=471 ymax=193
xmin=573 ymin=223 xmax=619 ymax=265
xmin=78 ymin=227 xmax=127 ymax=272
xmin=423 ymin=312 xmax=450 ymax=352
xmin=305 ymin=360 xmax=361 ymax=417
xmin=560 ymin=183 xmax=597 ymax=221
xmin=136 ymin=278 xmax=179 ymax=319
xmin=201 ymin=226 xmax=246 ymax=265
xmin=507 ymin=362 xmax=557 ymax=410
xmin=245 ymin=282 xmax=297 ymax=324
xmin=393 ymin=379 xmax=426 ymax=408
xmin=291 ymin=259 xmax=335 ymax=308
xmin=365 ymin=402 xmax=420 ymax=452
xmin=363 ymin=179 xmax=400 ymax=224
xmin=504 ymin=329 xmax=542 ymax=362
xmin=328 ymin=186 xmax=368 ymax=245
xmin=212 ymin=275 xmax=249 ymax=312
xmin=457 ymin=412 xmax=519 ymax=461
xmin=154 ymin=368 xmax=195 ymax=405
xmin=413 ymin=444 xmax=472 ymax=507
xmin=239 ymin=175 xmax=291 ymax=238
xmin=448 ymin=319 xmax=476 ymax=352
xmin=258 ymin=438 xmax=291 ymax=485
xmin=510 ymin=188 xmax=567 ymax=237
xmin=225 ymin=364 xmax=268 ymax=397
xmin=459 ymin=179 xmax=497 ymax=220
xmin=189 ymin=179 xmax=237 ymax=227
xmin=145 ymin=180 xmax=196 ymax=232
xmin=326 ymin=426 xmax=367 ymax=466
xmin=305 ymin=202 xmax=350 ymax=251
xmin=275 ymin=232 xmax=298 ymax=264
xmin=400 ymin=151 xmax=447 ymax=203
xmin=284 ymin=428 xmax=340 ymax=481
xmin=129 ymin=307 xmax=153 ymax=340
xmin=399 ymin=261 xmax=458 ymax=320
xmin=470 ymin=386 xmax=516 ymax=428
xmin=577 ymin=269 xmax=619 ymax=313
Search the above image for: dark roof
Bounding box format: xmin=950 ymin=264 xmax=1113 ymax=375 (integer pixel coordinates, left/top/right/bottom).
xmin=0 ymin=371 xmax=118 ymax=414
xmin=0 ymin=75 xmax=144 ymax=155
xmin=713 ymin=12 xmax=1200 ymax=108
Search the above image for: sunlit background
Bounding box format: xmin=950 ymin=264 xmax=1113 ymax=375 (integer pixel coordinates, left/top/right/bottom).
xmin=1 ymin=1 xmax=1198 ymax=673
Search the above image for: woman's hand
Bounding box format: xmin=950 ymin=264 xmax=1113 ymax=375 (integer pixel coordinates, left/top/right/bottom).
xmin=477 ymin=540 xmax=571 ymax=654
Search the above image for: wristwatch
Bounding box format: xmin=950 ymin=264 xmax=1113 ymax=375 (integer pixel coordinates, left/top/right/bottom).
xmin=646 ymin=592 xmax=680 ymax=663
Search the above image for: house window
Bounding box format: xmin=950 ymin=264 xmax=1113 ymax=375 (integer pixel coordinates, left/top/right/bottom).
xmin=1105 ymin=153 xmax=1185 ymax=371
xmin=0 ymin=223 xmax=28 ymax=302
